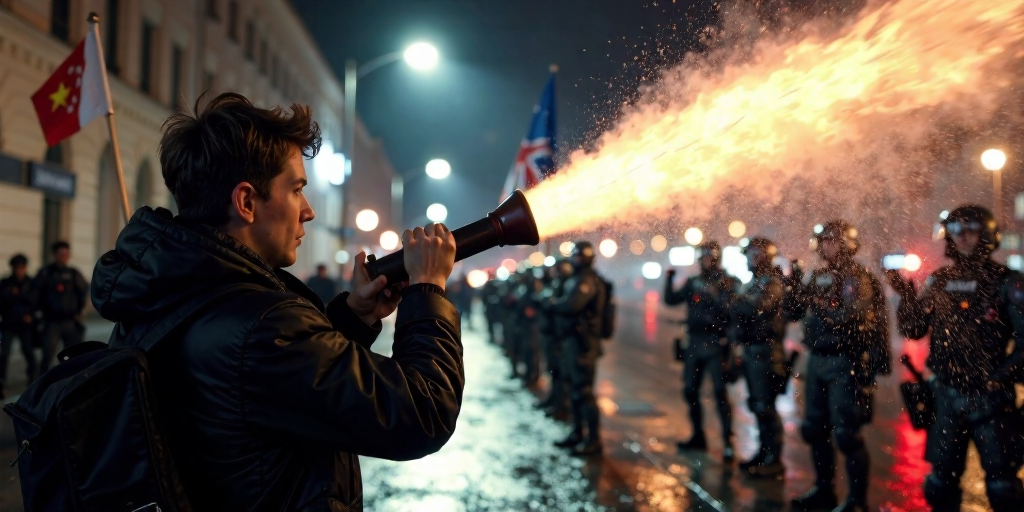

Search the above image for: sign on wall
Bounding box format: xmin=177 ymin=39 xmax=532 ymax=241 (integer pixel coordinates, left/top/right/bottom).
xmin=29 ymin=162 xmax=75 ymax=198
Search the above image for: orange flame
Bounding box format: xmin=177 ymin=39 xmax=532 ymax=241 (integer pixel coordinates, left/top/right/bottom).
xmin=526 ymin=0 xmax=1024 ymax=239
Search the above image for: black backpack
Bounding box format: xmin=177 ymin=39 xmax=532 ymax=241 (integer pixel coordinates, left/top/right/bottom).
xmin=598 ymin=276 xmax=616 ymax=339
xmin=3 ymin=287 xmax=242 ymax=512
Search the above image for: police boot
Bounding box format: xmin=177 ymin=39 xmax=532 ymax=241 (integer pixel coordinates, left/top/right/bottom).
xmin=791 ymin=486 xmax=838 ymax=511
xmin=676 ymin=430 xmax=707 ymax=452
xmin=831 ymin=500 xmax=866 ymax=512
xmin=746 ymin=453 xmax=785 ymax=478
xmin=571 ymin=437 xmax=603 ymax=457
xmin=555 ymin=430 xmax=583 ymax=448
xmin=739 ymin=450 xmax=766 ymax=471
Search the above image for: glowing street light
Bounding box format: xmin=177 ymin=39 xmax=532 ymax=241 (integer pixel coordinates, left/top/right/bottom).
xmin=559 ymin=241 xmax=575 ymax=256
xmin=529 ymin=251 xmax=546 ymax=267
xmin=642 ymin=262 xmax=663 ymax=280
xmin=334 ymin=250 xmax=351 ymax=265
xmin=651 ymin=235 xmax=668 ymax=252
xmin=982 ymin=148 xmax=1008 ymax=224
xmin=599 ymin=239 xmax=618 ymax=258
xmin=379 ymin=230 xmax=400 ymax=251
xmin=425 ymin=158 xmax=451 ymax=180
xmin=403 ymin=42 xmax=440 ymax=70
xmin=426 ymin=203 xmax=448 ymax=222
xmin=982 ymin=149 xmax=1007 ymax=171
xmin=728 ymin=220 xmax=746 ymax=238
xmin=467 ymin=270 xmax=489 ymax=288
xmin=684 ymin=227 xmax=704 ymax=246
xmin=355 ymin=209 xmax=379 ymax=232
xmin=630 ymin=240 xmax=645 ymax=255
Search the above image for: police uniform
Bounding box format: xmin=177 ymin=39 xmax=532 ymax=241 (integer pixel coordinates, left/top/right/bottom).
xmin=0 ymin=262 xmax=38 ymax=389
xmin=665 ymin=241 xmax=739 ymax=457
xmin=550 ymin=242 xmax=607 ymax=456
xmin=731 ymin=238 xmax=787 ymax=476
xmin=536 ymin=263 xmax=571 ymax=416
xmin=892 ymin=205 xmax=1024 ymax=512
xmin=787 ymin=221 xmax=890 ymax=512
xmin=35 ymin=262 xmax=88 ymax=372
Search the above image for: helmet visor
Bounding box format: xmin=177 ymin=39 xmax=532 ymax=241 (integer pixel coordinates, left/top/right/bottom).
xmin=944 ymin=221 xmax=983 ymax=236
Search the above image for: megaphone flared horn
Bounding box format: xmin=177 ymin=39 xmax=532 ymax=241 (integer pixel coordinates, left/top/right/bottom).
xmin=365 ymin=189 xmax=540 ymax=283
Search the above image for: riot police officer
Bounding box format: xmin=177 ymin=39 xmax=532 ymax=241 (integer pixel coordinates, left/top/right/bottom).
xmin=888 ymin=205 xmax=1024 ymax=512
xmin=665 ymin=240 xmax=739 ymax=461
xmin=786 ymin=220 xmax=890 ymax=512
xmin=0 ymin=254 xmax=38 ymax=396
xmin=549 ymin=241 xmax=607 ymax=456
xmin=732 ymin=237 xmax=787 ymax=477
xmin=536 ymin=259 xmax=573 ymax=418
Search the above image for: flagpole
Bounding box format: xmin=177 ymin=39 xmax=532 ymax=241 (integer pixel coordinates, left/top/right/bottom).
xmin=87 ymin=12 xmax=131 ymax=225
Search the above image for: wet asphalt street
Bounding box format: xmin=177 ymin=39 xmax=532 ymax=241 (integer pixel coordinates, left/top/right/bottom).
xmin=0 ymin=298 xmax=1018 ymax=511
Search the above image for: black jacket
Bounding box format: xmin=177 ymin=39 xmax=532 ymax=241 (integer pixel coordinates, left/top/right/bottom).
xmin=896 ymin=259 xmax=1024 ymax=392
xmin=664 ymin=269 xmax=738 ymax=337
xmin=35 ymin=263 xmax=88 ymax=321
xmin=550 ymin=267 xmax=605 ymax=341
xmin=731 ymin=268 xmax=785 ymax=345
xmin=91 ymin=207 xmax=464 ymax=512
xmin=0 ymin=275 xmax=36 ymax=330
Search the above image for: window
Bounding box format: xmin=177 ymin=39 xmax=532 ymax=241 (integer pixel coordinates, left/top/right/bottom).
xmin=259 ymin=39 xmax=267 ymax=74
xmin=206 ymin=0 xmax=219 ymax=20
xmin=140 ymin=22 xmax=155 ymax=94
xmin=205 ymin=71 xmax=215 ymax=93
xmin=245 ymin=21 xmax=254 ymax=60
xmin=227 ymin=1 xmax=238 ymax=41
xmin=51 ymin=0 xmax=70 ymax=41
xmin=171 ymin=46 xmax=184 ymax=109
xmin=105 ymin=0 xmax=120 ymax=74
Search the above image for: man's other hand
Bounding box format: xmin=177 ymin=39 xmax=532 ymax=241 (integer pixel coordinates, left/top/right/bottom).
xmin=404 ymin=223 xmax=456 ymax=289
xmin=347 ymin=251 xmax=402 ymax=325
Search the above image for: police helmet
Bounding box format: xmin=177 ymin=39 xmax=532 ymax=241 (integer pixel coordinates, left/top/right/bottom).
xmin=571 ymin=241 xmax=596 ymax=269
xmin=813 ymin=220 xmax=859 ymax=255
xmin=743 ymin=237 xmax=778 ymax=268
xmin=697 ymin=240 xmax=722 ymax=267
xmin=941 ymin=204 xmax=1000 ymax=259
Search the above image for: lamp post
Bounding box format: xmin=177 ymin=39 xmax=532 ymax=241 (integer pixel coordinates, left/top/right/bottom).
xmin=391 ymin=158 xmax=450 ymax=228
xmin=982 ymin=148 xmax=1008 ymax=224
xmin=341 ymin=42 xmax=439 ymax=246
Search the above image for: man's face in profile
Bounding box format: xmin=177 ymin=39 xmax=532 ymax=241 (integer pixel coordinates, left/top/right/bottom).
xmin=251 ymin=146 xmax=315 ymax=268
xmin=55 ymin=247 xmax=70 ymax=267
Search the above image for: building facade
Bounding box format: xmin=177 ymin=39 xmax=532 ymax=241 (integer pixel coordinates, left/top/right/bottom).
xmin=0 ymin=0 xmax=397 ymax=286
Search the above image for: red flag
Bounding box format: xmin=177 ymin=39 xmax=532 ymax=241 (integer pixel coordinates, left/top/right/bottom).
xmin=31 ymin=30 xmax=110 ymax=146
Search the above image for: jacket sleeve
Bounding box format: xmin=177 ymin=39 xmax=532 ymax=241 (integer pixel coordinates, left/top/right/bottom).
xmin=664 ymin=276 xmax=691 ymax=306
xmin=896 ymin=275 xmax=934 ymax=340
xmin=324 ymin=291 xmax=382 ymax=349
xmin=244 ymin=290 xmax=464 ymax=461
xmin=74 ymin=269 xmax=89 ymax=315
xmin=552 ymin=275 xmax=599 ymax=315
xmin=994 ymin=272 xmax=1024 ymax=384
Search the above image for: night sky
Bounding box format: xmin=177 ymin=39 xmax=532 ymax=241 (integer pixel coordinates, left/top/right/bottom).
xmin=290 ymin=0 xmax=719 ymax=228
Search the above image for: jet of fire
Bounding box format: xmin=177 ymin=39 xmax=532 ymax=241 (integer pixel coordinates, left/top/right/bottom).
xmin=526 ymin=0 xmax=1024 ymax=239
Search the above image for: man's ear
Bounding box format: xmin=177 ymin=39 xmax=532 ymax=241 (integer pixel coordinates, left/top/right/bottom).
xmin=230 ymin=182 xmax=258 ymax=224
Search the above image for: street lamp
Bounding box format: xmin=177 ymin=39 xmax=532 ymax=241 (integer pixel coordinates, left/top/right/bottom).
xmin=426 ymin=203 xmax=448 ymax=223
xmin=342 ymin=42 xmax=440 ymax=246
xmin=982 ymin=148 xmax=1007 ymax=223
xmin=355 ymin=209 xmax=379 ymax=232
xmin=392 ymin=158 xmax=450 ymax=227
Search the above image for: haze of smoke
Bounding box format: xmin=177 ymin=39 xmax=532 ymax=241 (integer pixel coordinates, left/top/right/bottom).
xmin=525 ymin=0 xmax=1024 ymax=263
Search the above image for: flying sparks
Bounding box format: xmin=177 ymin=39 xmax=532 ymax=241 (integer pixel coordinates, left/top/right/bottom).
xmin=526 ymin=0 xmax=1024 ymax=239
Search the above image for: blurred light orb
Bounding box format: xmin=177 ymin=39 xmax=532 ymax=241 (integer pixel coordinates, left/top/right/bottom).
xmin=501 ymin=259 xmax=517 ymax=273
xmin=939 ymin=210 xmax=950 ymax=220
xmin=559 ymin=241 xmax=575 ymax=256
xmin=403 ymin=42 xmax=439 ymax=70
xmin=813 ymin=224 xmax=824 ymax=235
xmin=904 ymin=253 xmax=923 ymax=272
xmin=355 ymin=209 xmax=379 ymax=232
xmin=426 ymin=203 xmax=448 ymax=222
xmin=529 ymin=251 xmax=546 ymax=267
xmin=334 ymin=250 xmax=350 ymax=265
xmin=425 ymin=159 xmax=451 ymax=179
xmin=981 ymin=148 xmax=1007 ymax=171
xmin=496 ymin=267 xmax=510 ymax=280
xmin=599 ymin=239 xmax=618 ymax=258
xmin=669 ymin=246 xmax=695 ymax=266
xmin=467 ymin=270 xmax=489 ymax=288
xmin=739 ymin=237 xmax=750 ymax=247
xmin=379 ymin=230 xmax=400 ymax=251
xmin=728 ymin=220 xmax=747 ymax=238
xmin=651 ymin=235 xmax=668 ymax=252
xmin=630 ymin=240 xmax=645 ymax=255
xmin=544 ymin=256 xmax=556 ymax=267
xmin=641 ymin=262 xmax=663 ymax=280
xmin=684 ymin=227 xmax=703 ymax=246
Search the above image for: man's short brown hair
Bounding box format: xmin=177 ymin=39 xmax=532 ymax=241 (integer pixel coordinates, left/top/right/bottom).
xmin=159 ymin=93 xmax=321 ymax=225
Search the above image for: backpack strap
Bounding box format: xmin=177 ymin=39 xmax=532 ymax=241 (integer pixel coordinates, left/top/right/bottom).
xmin=121 ymin=284 xmax=261 ymax=353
